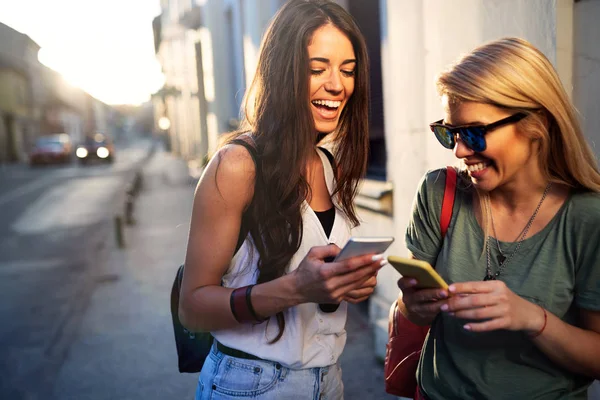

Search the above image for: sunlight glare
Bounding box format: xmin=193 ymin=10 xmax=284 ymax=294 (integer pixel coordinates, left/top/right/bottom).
xmin=0 ymin=0 xmax=165 ymax=105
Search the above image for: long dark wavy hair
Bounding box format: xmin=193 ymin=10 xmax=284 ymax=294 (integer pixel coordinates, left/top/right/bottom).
xmin=220 ymin=0 xmax=370 ymax=342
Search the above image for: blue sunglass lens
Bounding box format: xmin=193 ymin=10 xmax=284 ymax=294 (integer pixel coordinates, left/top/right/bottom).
xmin=433 ymin=126 xmax=454 ymax=149
xmin=461 ymin=127 xmax=486 ymax=152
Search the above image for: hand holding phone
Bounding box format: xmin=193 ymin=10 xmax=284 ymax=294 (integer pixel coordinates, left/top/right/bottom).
xmin=319 ymin=237 xmax=394 ymax=313
xmin=387 ymin=256 xmax=448 ymax=289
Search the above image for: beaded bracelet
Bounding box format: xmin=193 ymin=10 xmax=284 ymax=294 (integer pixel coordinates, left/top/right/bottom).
xmin=528 ymin=305 xmax=547 ymax=339
xmin=230 ymin=285 xmax=268 ymax=324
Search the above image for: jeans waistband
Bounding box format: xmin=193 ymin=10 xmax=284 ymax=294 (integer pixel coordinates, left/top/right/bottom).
xmin=215 ymin=341 xmax=264 ymax=361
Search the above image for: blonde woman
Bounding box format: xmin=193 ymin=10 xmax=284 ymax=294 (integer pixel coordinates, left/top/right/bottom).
xmin=398 ymin=37 xmax=600 ymax=399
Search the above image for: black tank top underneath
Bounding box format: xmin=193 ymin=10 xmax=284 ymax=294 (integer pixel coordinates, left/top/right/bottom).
xmin=314 ymin=207 xmax=335 ymax=238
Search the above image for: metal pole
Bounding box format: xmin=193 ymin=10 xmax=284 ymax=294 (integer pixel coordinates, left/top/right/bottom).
xmin=114 ymin=215 xmax=125 ymax=248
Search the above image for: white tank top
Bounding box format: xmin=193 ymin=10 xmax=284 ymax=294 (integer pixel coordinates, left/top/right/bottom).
xmin=212 ymin=148 xmax=353 ymax=369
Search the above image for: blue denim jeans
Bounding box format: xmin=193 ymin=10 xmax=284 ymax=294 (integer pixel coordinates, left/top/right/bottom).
xmin=196 ymin=343 xmax=344 ymax=400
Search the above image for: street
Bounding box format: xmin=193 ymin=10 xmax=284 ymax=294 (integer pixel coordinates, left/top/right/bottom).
xmin=0 ymin=144 xmax=393 ymax=400
xmin=0 ymin=139 xmax=153 ymax=399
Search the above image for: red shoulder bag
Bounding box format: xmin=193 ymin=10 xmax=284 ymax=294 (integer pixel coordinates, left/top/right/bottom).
xmin=384 ymin=167 xmax=457 ymax=398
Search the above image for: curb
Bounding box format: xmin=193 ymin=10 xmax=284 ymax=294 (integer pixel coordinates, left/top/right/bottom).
xmin=113 ymin=140 xmax=158 ymax=248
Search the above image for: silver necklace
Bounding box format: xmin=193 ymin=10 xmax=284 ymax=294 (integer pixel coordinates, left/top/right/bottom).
xmin=490 ymin=212 xmax=529 ymax=264
xmin=484 ymin=184 xmax=551 ymax=281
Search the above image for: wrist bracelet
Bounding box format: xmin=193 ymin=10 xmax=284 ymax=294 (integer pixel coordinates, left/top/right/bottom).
xmin=230 ymin=285 xmax=267 ymax=324
xmin=528 ymin=305 xmax=547 ymax=339
xmin=245 ymin=285 xmax=267 ymax=323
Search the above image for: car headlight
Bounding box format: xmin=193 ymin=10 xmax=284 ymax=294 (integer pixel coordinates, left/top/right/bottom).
xmin=97 ymin=147 xmax=110 ymax=159
xmin=76 ymin=147 xmax=88 ymax=158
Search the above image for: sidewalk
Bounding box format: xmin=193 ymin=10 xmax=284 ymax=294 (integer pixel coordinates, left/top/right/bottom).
xmin=54 ymin=150 xmax=198 ymax=399
xmin=53 ymin=148 xmax=392 ymax=399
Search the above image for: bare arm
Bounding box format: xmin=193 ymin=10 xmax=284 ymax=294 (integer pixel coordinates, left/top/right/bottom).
xmin=528 ymin=307 xmax=600 ymax=378
xmin=445 ymin=280 xmax=600 ymax=379
xmin=179 ymin=144 xmax=255 ymax=331
xmin=179 ymin=144 xmax=385 ymax=332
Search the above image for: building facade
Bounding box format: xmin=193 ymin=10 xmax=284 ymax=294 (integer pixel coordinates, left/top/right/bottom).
xmin=0 ymin=22 xmax=41 ymax=162
xmin=152 ymin=0 xmax=203 ymax=159
xmin=0 ymin=21 xmax=117 ymax=163
xmin=153 ymin=0 xmax=287 ymax=162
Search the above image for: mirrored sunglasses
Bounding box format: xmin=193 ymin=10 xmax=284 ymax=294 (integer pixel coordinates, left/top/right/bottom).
xmin=429 ymin=113 xmax=527 ymax=152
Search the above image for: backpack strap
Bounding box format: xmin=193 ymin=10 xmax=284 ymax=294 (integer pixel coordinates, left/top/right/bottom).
xmin=230 ymin=138 xmax=260 ymax=253
xmin=440 ymin=166 xmax=457 ymax=238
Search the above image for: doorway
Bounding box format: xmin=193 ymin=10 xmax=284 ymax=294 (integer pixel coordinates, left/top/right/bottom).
xmin=347 ymin=0 xmax=386 ymax=180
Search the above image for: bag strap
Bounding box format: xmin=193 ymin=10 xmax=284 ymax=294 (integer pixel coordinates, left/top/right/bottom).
xmin=440 ymin=166 xmax=457 ymax=238
xmin=318 ymin=146 xmax=335 ymax=170
xmin=391 ymin=299 xmax=399 ymax=335
xmin=390 ymin=167 xmax=457 ymax=336
xmin=230 ymin=138 xmax=260 ymax=252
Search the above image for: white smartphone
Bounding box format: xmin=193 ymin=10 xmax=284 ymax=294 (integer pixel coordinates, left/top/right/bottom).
xmin=334 ymin=236 xmax=395 ymax=262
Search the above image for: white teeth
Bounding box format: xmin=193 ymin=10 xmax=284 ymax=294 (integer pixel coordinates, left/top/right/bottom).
xmin=467 ymin=162 xmax=489 ymax=172
xmin=312 ymin=99 xmax=341 ymax=108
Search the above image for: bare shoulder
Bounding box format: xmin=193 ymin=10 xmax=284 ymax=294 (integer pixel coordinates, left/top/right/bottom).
xmin=194 ymin=142 xmax=257 ymax=209
xmin=213 ymin=142 xmax=256 ymax=181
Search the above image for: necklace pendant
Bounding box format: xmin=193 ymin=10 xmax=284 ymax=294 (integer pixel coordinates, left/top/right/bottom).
xmin=496 ymin=254 xmax=506 ymax=265
xmin=484 ymin=274 xmax=496 ymax=281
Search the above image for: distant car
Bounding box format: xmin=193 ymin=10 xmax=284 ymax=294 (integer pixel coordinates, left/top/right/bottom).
xmin=29 ymin=134 xmax=72 ymax=165
xmin=76 ymin=134 xmax=115 ymax=164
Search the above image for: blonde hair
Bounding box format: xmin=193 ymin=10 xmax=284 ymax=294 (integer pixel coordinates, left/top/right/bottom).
xmin=437 ymin=37 xmax=600 ymax=191
xmin=436 ymin=37 xmax=600 ymax=237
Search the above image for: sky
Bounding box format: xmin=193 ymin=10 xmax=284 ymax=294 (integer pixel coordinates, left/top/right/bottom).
xmin=0 ymin=0 xmax=165 ymax=105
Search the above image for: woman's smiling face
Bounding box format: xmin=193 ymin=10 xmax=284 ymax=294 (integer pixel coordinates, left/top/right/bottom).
xmin=308 ymin=24 xmax=356 ymax=134
xmin=445 ymin=98 xmax=540 ymax=192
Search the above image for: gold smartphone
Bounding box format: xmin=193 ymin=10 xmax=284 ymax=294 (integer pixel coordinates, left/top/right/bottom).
xmin=387 ymin=256 xmax=449 ymax=289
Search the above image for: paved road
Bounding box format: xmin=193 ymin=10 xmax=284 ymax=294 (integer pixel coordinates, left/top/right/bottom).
xmin=0 ymin=139 xmax=153 ymax=399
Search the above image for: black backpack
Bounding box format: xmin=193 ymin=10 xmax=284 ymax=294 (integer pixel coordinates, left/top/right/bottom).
xmin=170 ymin=264 xmax=212 ymax=373
xmin=170 ymin=142 xmax=335 ymax=373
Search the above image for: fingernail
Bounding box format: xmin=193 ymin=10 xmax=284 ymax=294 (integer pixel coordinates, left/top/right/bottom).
xmin=439 ymin=291 xmax=448 ymax=298
xmin=440 ymin=304 xmax=448 ymax=311
xmin=449 ymin=285 xmax=456 ymax=293
xmin=379 ymin=259 xmax=388 ymax=267
xmin=463 ymin=324 xmax=471 ymax=331
xmin=409 ymin=279 xmax=417 ymax=286
xmin=448 ymin=312 xmax=455 ymax=316
xmin=371 ymin=254 xmax=384 ymax=262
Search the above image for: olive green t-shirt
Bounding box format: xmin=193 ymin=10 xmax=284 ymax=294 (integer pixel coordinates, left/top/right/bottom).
xmin=406 ymin=168 xmax=600 ymax=400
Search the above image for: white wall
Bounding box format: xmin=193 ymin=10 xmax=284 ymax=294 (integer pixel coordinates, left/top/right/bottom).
xmin=156 ymin=5 xmax=203 ymax=160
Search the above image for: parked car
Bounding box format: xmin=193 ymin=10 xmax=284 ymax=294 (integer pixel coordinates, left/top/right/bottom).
xmin=76 ymin=133 xmax=115 ymax=164
xmin=29 ymin=134 xmax=72 ymax=165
